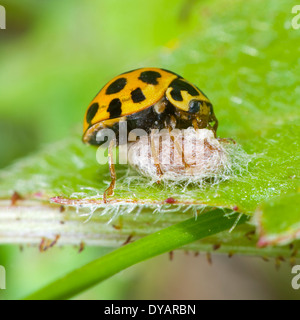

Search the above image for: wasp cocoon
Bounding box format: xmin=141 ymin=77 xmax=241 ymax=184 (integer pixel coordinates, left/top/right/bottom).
xmin=128 ymin=128 xmax=236 ymax=184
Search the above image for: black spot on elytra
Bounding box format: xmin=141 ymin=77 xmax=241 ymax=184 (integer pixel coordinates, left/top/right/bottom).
xmin=188 ymin=100 xmax=202 ymax=113
xmin=169 ymin=78 xmax=199 ymax=96
xmin=86 ymin=103 xmax=99 ymax=123
xmin=131 ymin=88 xmax=146 ymax=103
xmin=170 ymin=89 xmax=183 ymax=101
xmin=138 ymin=71 xmax=162 ymax=85
xmin=108 ymin=98 xmax=122 ymax=118
xmin=106 ymin=77 xmax=127 ymax=95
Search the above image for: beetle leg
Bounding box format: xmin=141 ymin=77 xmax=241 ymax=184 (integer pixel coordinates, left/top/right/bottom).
xmin=153 ymin=98 xmax=167 ymax=115
xmin=103 ymin=139 xmax=116 ymax=203
xmin=192 ymin=118 xmax=198 ymax=130
xmin=217 ymin=137 xmax=236 ymax=144
xmin=165 ymin=117 xmax=191 ymax=170
xmin=168 ymin=127 xmax=185 ymax=167
xmin=194 ymin=115 xmax=218 ymax=138
xmin=150 ymin=129 xmax=163 ymax=182
xmin=211 ymin=113 xmax=218 ymax=138
xmin=206 ymin=104 xmax=218 ymax=138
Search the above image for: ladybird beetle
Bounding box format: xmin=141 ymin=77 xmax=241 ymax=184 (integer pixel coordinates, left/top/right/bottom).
xmin=82 ymin=67 xmax=218 ymax=202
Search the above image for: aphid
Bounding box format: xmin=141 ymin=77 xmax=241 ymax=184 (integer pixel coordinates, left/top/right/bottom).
xmin=206 ymin=252 xmax=212 ymax=265
xmin=122 ymin=233 xmax=134 ymax=246
xmin=39 ymin=235 xmax=60 ymax=252
xmin=39 ymin=237 xmax=46 ymax=252
xmin=11 ymin=191 xmax=23 ymax=206
xmin=228 ymin=252 xmax=234 ymax=258
xmin=244 ymin=230 xmax=255 ymax=241
xmin=82 ymin=68 xmax=218 ymax=201
xmin=213 ymin=243 xmax=221 ymax=251
xmin=78 ymin=241 xmax=85 ymax=253
xmin=165 ymin=197 xmax=177 ymax=204
xmin=49 ymin=235 xmax=60 ymax=248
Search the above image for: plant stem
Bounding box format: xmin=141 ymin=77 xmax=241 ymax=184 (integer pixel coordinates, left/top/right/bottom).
xmin=24 ymin=209 xmax=249 ymax=300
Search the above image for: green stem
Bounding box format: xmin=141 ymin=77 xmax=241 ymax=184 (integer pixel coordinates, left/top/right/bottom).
xmin=24 ymin=209 xmax=249 ymax=300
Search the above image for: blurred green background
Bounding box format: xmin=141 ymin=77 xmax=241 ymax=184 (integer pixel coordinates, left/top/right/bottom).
xmin=0 ymin=0 xmax=199 ymax=169
xmin=0 ymin=0 xmax=300 ymax=300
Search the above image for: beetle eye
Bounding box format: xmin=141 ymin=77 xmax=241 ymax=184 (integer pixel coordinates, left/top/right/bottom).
xmin=188 ymin=100 xmax=201 ymax=113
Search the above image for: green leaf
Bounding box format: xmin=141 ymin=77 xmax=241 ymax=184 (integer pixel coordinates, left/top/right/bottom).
xmin=0 ymin=0 xmax=299 ymax=253
xmin=255 ymin=191 xmax=300 ymax=247
xmin=24 ymin=209 xmax=249 ymax=300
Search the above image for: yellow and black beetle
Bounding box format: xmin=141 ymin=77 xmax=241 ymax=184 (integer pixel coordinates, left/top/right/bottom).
xmin=82 ymin=67 xmax=218 ymax=202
